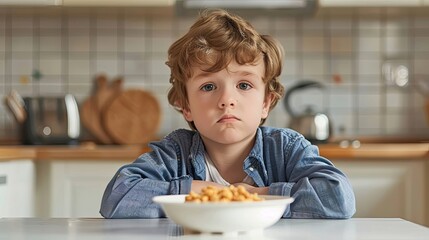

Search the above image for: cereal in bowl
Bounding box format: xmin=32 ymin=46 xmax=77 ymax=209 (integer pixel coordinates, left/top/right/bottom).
xmin=185 ymin=185 xmax=265 ymax=203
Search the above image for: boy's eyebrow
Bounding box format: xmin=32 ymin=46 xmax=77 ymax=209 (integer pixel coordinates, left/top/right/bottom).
xmin=192 ymin=71 xmax=213 ymax=81
xmin=193 ymin=70 xmax=259 ymax=81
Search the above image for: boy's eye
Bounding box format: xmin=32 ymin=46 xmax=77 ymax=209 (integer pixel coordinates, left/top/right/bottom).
xmin=201 ymin=83 xmax=215 ymax=91
xmin=238 ymin=82 xmax=252 ymax=90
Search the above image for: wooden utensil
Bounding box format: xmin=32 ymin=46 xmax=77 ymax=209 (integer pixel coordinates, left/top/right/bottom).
xmin=4 ymin=90 xmax=27 ymax=124
xmin=102 ymin=89 xmax=161 ymax=145
xmin=80 ymin=75 xmax=123 ymax=144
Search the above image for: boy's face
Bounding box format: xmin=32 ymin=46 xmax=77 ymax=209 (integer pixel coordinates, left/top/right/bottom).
xmin=182 ymin=58 xmax=271 ymax=145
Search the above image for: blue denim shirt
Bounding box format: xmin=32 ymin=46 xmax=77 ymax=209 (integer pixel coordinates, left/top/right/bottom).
xmin=100 ymin=126 xmax=356 ymax=219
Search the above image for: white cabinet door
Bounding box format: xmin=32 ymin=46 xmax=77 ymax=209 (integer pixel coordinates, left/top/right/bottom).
xmin=319 ymin=0 xmax=421 ymax=7
xmin=37 ymin=160 xmax=127 ymax=218
xmin=0 ymin=160 xmax=36 ymax=217
xmin=332 ymin=159 xmax=426 ymax=226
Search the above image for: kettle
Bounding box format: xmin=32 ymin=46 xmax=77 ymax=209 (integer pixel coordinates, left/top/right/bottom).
xmin=283 ymin=80 xmax=332 ymax=143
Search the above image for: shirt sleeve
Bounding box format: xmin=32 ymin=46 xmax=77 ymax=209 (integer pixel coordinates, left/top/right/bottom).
xmin=269 ymin=137 xmax=356 ymax=219
xmin=99 ymin=136 xmax=192 ymax=219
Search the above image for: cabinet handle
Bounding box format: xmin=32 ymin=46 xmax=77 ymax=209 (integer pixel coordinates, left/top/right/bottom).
xmin=0 ymin=175 xmax=6 ymax=185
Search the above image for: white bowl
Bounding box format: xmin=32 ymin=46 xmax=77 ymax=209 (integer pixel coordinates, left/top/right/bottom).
xmin=152 ymin=194 xmax=294 ymax=234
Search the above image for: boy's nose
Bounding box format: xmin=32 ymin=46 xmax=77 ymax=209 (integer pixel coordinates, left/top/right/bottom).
xmin=218 ymin=96 xmax=237 ymax=108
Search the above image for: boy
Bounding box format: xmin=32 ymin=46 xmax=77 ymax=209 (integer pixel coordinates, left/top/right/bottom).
xmin=100 ymin=9 xmax=355 ymax=219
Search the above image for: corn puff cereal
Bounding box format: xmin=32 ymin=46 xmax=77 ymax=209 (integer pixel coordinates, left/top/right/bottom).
xmin=185 ymin=185 xmax=265 ymax=203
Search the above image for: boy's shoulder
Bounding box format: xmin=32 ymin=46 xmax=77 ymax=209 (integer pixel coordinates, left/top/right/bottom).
xmin=259 ymin=126 xmax=303 ymax=140
xmin=164 ymin=128 xmax=197 ymax=140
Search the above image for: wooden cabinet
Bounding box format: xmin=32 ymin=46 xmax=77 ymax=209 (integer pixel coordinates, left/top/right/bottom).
xmin=61 ymin=0 xmax=175 ymax=6
xmin=332 ymin=159 xmax=427 ymax=226
xmin=36 ymin=160 xmax=128 ymax=218
xmin=319 ymin=0 xmax=422 ymax=7
xmin=0 ymin=160 xmax=36 ymax=217
xmin=0 ymin=0 xmax=61 ymax=6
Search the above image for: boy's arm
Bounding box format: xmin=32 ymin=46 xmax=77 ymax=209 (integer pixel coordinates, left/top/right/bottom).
xmin=99 ymin=140 xmax=192 ymax=219
xmin=270 ymin=142 xmax=356 ymax=219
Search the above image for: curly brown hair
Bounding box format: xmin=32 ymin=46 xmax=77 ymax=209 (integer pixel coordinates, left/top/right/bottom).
xmin=166 ymin=9 xmax=285 ymax=129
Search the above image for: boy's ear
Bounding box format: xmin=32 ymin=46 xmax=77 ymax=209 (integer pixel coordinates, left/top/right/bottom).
xmin=182 ymin=107 xmax=193 ymax=121
xmin=262 ymin=93 xmax=274 ymax=118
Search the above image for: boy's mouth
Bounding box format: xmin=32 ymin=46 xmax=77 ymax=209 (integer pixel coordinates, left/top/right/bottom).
xmin=217 ymin=114 xmax=240 ymax=123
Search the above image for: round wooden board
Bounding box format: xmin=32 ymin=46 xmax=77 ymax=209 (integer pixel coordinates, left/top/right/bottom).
xmin=102 ymin=89 xmax=161 ymax=145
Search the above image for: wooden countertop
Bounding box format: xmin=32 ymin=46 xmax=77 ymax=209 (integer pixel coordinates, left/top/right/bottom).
xmin=0 ymin=142 xmax=428 ymax=161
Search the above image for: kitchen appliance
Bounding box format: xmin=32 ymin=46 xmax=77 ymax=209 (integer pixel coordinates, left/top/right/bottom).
xmin=283 ymin=80 xmax=332 ymax=143
xmin=22 ymin=94 xmax=80 ymax=145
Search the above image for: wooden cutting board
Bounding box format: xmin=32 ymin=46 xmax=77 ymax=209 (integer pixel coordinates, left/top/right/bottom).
xmin=102 ymin=89 xmax=161 ymax=145
xmin=80 ymin=75 xmax=123 ymax=144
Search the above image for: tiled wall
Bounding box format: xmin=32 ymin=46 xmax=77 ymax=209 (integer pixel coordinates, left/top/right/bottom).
xmin=0 ymin=8 xmax=428 ymax=142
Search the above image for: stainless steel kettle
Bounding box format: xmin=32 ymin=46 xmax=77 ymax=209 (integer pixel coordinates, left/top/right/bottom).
xmin=283 ymin=80 xmax=332 ymax=143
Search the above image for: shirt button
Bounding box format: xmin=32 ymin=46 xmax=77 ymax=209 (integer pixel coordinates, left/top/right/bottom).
xmin=249 ymin=167 xmax=254 ymax=171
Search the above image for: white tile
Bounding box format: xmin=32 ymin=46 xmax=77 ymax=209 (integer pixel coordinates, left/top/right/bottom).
xmin=68 ymin=36 xmax=90 ymax=52
xmin=358 ymin=37 xmax=380 ymax=52
xmin=357 ymin=58 xmax=381 ymax=75
xmin=414 ymin=37 xmax=429 ymax=52
xmin=40 ymin=58 xmax=62 ymax=75
xmin=385 ymin=114 xmax=409 ymax=135
xmin=67 ymin=16 xmax=90 ymax=29
xmin=384 ymin=36 xmax=409 ymax=56
xmin=329 ymin=94 xmax=353 ymax=109
xmin=11 ymin=16 xmax=34 ymax=29
xmin=302 ymin=36 xmax=325 ymax=53
xmin=329 ymin=113 xmax=354 ymax=136
xmin=96 ymin=15 xmax=118 ymax=29
xmin=413 ymin=18 xmax=429 ymax=29
xmin=413 ymin=57 xmax=429 ymax=75
xmin=329 ymin=18 xmax=352 ymax=30
xmin=124 ymin=16 xmax=147 ymax=30
xmin=149 ymin=57 xmax=170 ymax=75
xmin=283 ymin=58 xmax=297 ymax=76
xmin=358 ymin=94 xmax=381 ymax=108
xmin=330 ymin=58 xmax=353 ymax=76
xmin=38 ymin=83 xmax=62 ymax=95
xmin=96 ymin=35 xmax=118 ymax=52
xmin=358 ymin=18 xmax=381 ymax=30
xmin=386 ymin=90 xmax=409 ymax=108
xmin=302 ymin=58 xmax=325 ymax=75
xmin=11 ymin=36 xmax=33 ymax=52
xmin=11 ymin=59 xmax=33 ymax=76
xmin=124 ymin=36 xmax=146 ymax=53
xmin=357 ymin=114 xmax=381 ymax=129
xmin=150 ymin=35 xmax=175 ymax=53
xmin=150 ymin=18 xmax=174 ymax=31
xmin=277 ymin=35 xmax=297 ymax=53
xmin=0 ymin=59 xmax=4 ymax=75
xmin=273 ymin=17 xmax=296 ymax=31
xmin=39 ymin=16 xmax=62 ymax=29
xmin=0 ymin=34 xmax=4 ymax=52
xmin=68 ymin=59 xmax=90 ymax=76
xmin=124 ymin=58 xmax=146 ymax=76
xmin=330 ymin=36 xmax=353 ymax=53
xmin=95 ymin=59 xmax=119 ymax=76
xmin=40 ymin=36 xmax=62 ymax=52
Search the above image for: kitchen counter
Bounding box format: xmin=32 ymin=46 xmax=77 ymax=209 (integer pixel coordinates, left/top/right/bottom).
xmin=0 ymin=142 xmax=428 ymax=161
xmin=0 ymin=218 xmax=428 ymax=240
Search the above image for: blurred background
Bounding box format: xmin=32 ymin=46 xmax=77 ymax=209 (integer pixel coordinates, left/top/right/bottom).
xmin=0 ymin=1 xmax=428 ymax=142
xmin=0 ymin=0 xmax=428 ymax=228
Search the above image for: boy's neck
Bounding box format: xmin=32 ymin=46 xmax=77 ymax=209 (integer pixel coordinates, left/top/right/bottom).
xmin=201 ymin=134 xmax=256 ymax=184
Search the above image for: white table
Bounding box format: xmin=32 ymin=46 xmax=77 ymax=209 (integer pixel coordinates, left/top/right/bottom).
xmin=0 ymin=218 xmax=428 ymax=240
